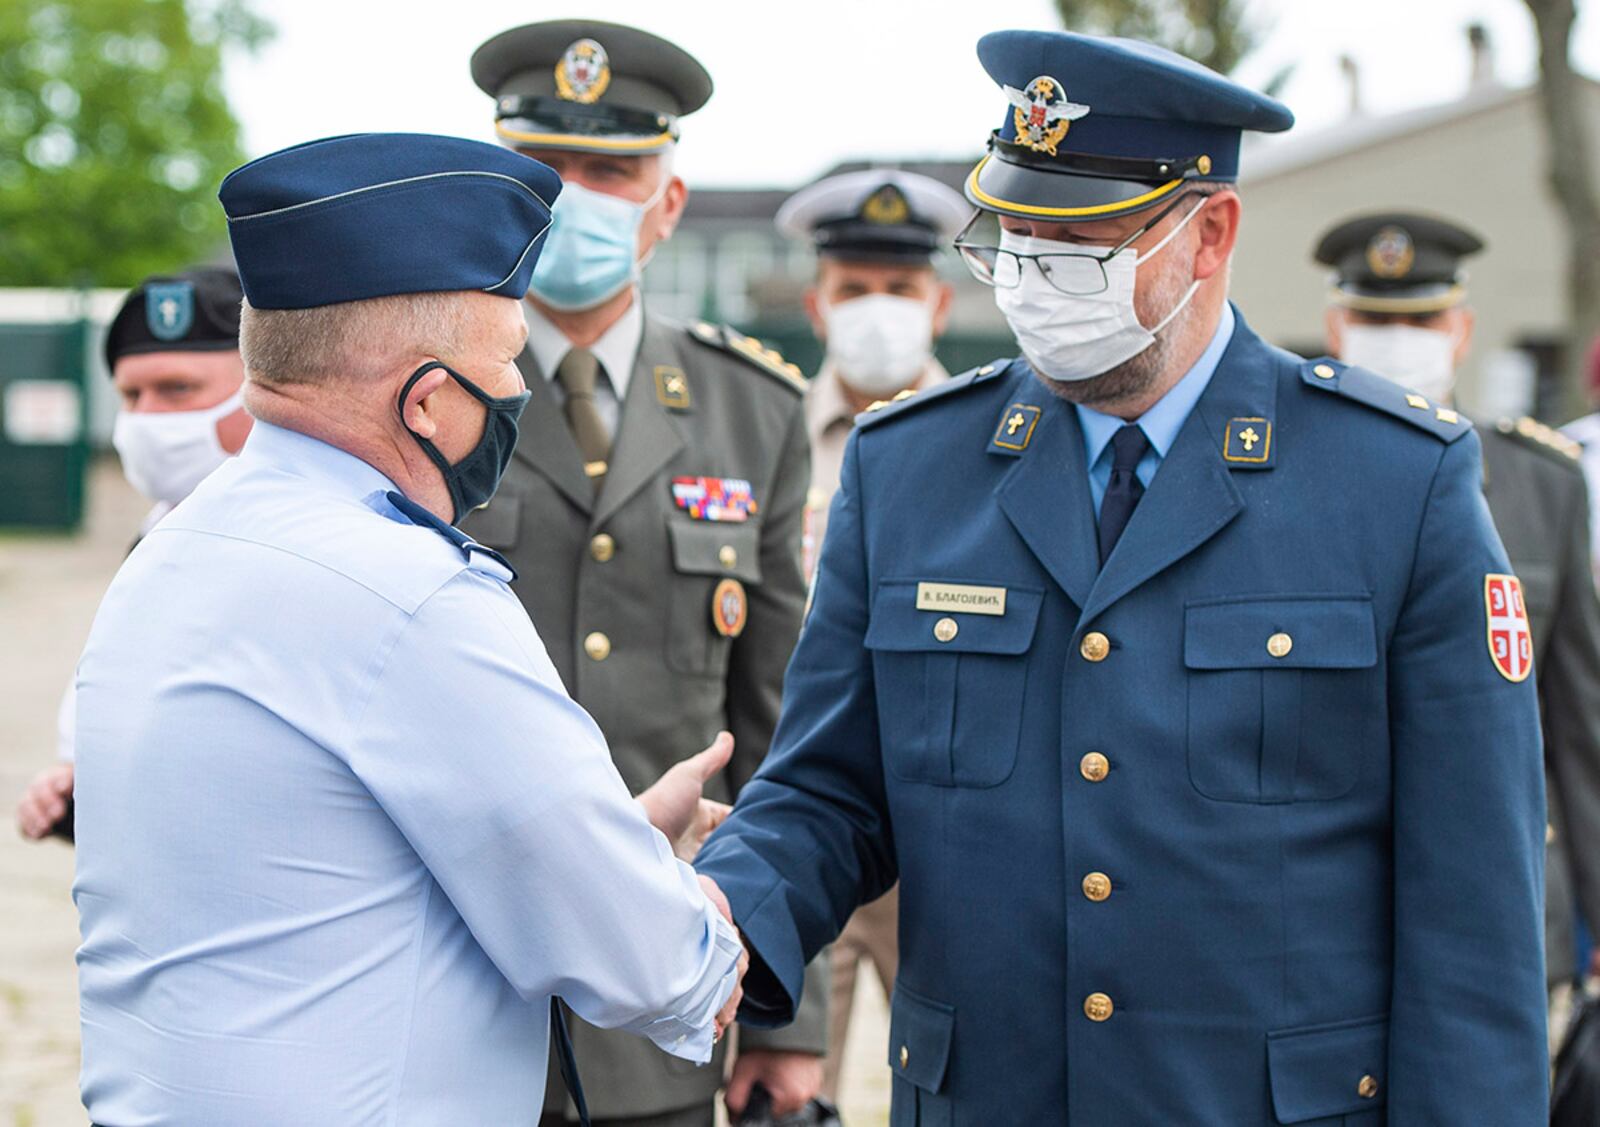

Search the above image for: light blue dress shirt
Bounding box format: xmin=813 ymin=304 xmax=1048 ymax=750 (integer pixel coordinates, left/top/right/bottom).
xmin=72 ymin=422 xmax=741 ymax=1126
xmin=1076 ymin=303 xmax=1236 ymax=514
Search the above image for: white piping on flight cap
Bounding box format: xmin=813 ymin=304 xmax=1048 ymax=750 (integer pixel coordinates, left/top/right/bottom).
xmin=484 ymin=214 xmax=556 ymax=293
xmin=227 ymin=170 xmax=555 ymax=221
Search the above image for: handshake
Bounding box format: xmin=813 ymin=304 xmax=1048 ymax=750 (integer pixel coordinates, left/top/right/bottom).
xmin=634 ymin=731 xmax=746 ymax=1040
xmin=636 ymin=732 xmax=825 ymax=1119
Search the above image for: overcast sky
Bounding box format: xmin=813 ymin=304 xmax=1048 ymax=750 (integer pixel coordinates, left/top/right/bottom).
xmin=224 ymin=0 xmax=1600 ymax=188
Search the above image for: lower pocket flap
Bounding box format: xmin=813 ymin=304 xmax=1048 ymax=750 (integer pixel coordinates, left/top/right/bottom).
xmin=887 ymin=984 xmax=955 ymax=1093
xmin=1267 ymin=1015 xmax=1388 ymax=1123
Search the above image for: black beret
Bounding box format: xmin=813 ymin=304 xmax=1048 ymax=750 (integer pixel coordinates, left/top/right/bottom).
xmin=103 ymin=266 xmax=243 ymax=374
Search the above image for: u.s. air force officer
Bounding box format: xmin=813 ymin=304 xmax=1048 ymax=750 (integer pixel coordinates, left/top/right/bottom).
xmin=460 ymin=20 xmax=825 ymax=1127
xmin=73 ymin=133 xmax=746 ymax=1126
xmin=1316 ymin=212 xmax=1600 ymax=1044
xmin=696 ymin=31 xmax=1549 ymax=1124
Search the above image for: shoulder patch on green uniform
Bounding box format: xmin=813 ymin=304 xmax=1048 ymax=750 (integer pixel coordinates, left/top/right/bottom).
xmin=855 ymin=359 xmax=1013 ymax=430
xmin=1495 ymin=416 xmax=1584 ymax=464
xmin=686 ymin=321 xmax=806 ymax=394
xmin=1299 ymin=358 xmax=1471 ymax=443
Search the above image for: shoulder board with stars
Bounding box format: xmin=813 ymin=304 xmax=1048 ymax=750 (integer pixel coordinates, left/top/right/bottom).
xmin=1299 ymin=359 xmax=1471 ymax=443
xmin=686 ymin=321 xmax=806 ymax=394
xmin=1495 ymin=415 xmax=1584 ymax=464
xmin=855 ymin=360 xmax=1012 ymax=430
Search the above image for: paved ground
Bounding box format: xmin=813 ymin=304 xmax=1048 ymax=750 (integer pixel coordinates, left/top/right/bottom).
xmin=0 ymin=459 xmax=892 ymax=1126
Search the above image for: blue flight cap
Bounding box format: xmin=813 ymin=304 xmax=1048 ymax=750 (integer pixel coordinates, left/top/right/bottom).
xmin=220 ymin=133 xmax=561 ymax=310
xmin=967 ymin=31 xmax=1293 ymax=222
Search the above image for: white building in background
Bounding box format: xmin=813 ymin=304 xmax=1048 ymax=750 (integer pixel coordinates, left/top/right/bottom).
xmin=1232 ymin=32 xmax=1599 ymax=423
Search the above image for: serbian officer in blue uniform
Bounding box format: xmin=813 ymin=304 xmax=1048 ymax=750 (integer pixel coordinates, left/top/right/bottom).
xmin=464 ymin=21 xmax=825 ymax=1126
xmin=72 ymin=133 xmax=746 ymax=1126
xmin=696 ymin=31 xmax=1549 ymax=1125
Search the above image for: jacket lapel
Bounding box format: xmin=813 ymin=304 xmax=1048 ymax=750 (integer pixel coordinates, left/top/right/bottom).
xmin=510 ymin=347 xmax=593 ymax=515
xmin=592 ymin=317 xmax=687 ymax=529
xmin=995 ymin=389 xmax=1099 ymax=612
xmin=1079 ymin=313 xmax=1278 ymax=624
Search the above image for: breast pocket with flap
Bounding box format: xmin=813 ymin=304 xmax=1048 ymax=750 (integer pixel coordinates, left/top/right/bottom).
xmin=1185 ymin=594 xmax=1379 ymax=804
xmin=665 ymin=518 xmax=763 ymax=676
xmin=865 ymin=579 xmax=1044 ymax=788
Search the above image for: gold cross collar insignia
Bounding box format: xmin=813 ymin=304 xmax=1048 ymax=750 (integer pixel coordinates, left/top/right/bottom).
xmin=1223 ymin=417 xmax=1273 ymax=464
xmin=992 ymin=403 xmax=1042 ymax=453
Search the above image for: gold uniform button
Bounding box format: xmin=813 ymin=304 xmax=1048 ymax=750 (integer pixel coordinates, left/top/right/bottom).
xmin=1082 ymin=872 xmax=1112 ymax=901
xmin=590 ymin=533 xmax=616 ymax=563
xmin=584 ymin=632 xmax=611 ymax=662
xmin=899 ymin=1045 xmax=909 ymax=1068
xmin=1080 ymin=632 xmax=1110 ymax=662
xmin=934 ymin=617 xmax=959 ymax=643
xmin=1084 ymin=993 xmax=1114 ymax=1022
xmin=1267 ymin=632 xmax=1293 ymax=658
xmin=1358 ymin=1075 xmax=1379 ymax=1099
xmin=718 ymin=544 xmax=738 ymax=569
xmin=1080 ymin=752 xmax=1110 ymax=782
xmin=1313 ymin=363 xmax=1336 ymax=379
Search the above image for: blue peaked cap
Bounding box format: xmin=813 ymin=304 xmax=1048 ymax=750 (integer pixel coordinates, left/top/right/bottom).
xmin=967 ymin=31 xmax=1293 ymax=222
xmin=220 ymin=133 xmax=561 ymax=310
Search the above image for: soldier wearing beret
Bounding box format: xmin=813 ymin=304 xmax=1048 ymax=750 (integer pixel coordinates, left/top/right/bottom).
xmin=463 ymin=20 xmax=825 ymax=1127
xmin=1318 ymin=211 xmax=1600 ymax=1046
xmin=14 ymin=266 xmax=251 ymax=844
xmin=696 ymin=30 xmax=1549 ymax=1123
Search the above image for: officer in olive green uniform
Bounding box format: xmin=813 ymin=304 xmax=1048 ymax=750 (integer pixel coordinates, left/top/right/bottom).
xmin=1318 ymin=213 xmax=1600 ymax=1018
xmin=462 ymin=20 xmax=826 ymax=1127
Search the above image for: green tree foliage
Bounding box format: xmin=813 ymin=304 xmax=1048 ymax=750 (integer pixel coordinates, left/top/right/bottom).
xmin=1053 ymin=0 xmax=1258 ymax=76
xmin=0 ymin=0 xmax=272 ymax=287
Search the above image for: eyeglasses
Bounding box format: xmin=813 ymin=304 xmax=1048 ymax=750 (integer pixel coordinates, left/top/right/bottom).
xmin=955 ymin=192 xmax=1201 ymax=296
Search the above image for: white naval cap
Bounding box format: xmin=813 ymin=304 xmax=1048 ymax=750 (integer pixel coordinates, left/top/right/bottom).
xmin=776 ymin=169 xmax=971 ymax=263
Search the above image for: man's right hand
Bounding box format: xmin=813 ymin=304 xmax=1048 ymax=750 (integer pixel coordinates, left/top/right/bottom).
xmin=16 ymin=763 xmax=73 ymax=840
xmin=701 ymin=874 xmax=748 ymax=1041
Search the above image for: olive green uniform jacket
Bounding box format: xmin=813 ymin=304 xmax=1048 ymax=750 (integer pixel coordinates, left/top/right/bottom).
xmin=464 ymin=312 xmax=826 ymax=1120
xmin=1479 ymin=419 xmax=1600 ymax=988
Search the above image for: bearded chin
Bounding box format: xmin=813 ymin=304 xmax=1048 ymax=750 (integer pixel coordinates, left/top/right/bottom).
xmin=1034 ymin=261 xmax=1200 ymax=409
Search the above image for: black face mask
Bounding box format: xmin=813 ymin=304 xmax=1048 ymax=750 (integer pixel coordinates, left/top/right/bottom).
xmin=398 ymin=361 xmax=531 ymax=524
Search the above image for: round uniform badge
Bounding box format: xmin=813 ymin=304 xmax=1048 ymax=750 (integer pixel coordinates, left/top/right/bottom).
xmin=712 ymin=578 xmax=748 ymax=638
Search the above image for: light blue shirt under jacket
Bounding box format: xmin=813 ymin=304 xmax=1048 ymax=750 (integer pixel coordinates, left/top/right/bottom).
xmin=1077 ymin=302 xmax=1236 ymax=513
xmin=72 ymin=421 xmax=741 ymax=1127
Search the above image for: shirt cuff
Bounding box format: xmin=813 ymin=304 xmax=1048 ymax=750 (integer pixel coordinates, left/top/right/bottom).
xmin=635 ymin=903 xmax=743 ymax=1064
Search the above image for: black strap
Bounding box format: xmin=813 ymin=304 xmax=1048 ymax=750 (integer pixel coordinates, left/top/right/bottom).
xmin=384 ymin=490 xmax=518 ymax=580
xmin=550 ymin=999 xmax=591 ymax=1127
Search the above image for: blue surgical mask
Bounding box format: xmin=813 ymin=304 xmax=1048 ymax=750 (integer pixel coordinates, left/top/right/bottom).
xmin=528 ymin=179 xmax=667 ymax=311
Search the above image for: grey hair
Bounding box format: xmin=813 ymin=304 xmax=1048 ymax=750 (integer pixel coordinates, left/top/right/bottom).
xmin=239 ymin=291 xmax=473 ymax=386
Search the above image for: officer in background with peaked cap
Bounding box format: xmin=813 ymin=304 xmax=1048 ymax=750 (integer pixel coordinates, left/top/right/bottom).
xmin=697 ymin=30 xmax=1548 ymax=1124
xmin=1317 ymin=211 xmax=1600 ymax=1048
xmin=774 ymin=167 xmax=966 ymax=1102
xmin=465 ymin=21 xmax=827 ymax=1127
xmin=73 ymin=132 xmax=748 ymax=1125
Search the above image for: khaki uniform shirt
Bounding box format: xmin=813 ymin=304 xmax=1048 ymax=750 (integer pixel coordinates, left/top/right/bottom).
xmin=803 ymin=359 xmax=949 ymax=583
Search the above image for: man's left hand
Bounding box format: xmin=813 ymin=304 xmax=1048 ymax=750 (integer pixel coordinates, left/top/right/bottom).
xmin=725 ymin=1049 xmax=825 ymax=1119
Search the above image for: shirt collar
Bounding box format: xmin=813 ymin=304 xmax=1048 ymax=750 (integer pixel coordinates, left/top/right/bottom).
xmin=238 ymin=420 xmax=399 ymax=506
xmin=523 ymin=295 xmax=644 ymax=399
xmin=1076 ymin=302 xmax=1236 ymax=468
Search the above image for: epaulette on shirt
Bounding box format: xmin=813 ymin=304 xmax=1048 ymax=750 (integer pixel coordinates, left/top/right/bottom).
xmin=1495 ymin=415 xmax=1584 ymax=464
xmin=855 ymin=359 xmax=1013 ymax=430
xmin=687 ymin=321 xmax=806 ymax=394
xmin=1299 ymin=358 xmax=1472 ymax=443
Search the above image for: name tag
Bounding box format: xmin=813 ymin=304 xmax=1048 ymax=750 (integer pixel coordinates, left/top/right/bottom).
xmin=916 ymin=583 xmax=1007 ymax=616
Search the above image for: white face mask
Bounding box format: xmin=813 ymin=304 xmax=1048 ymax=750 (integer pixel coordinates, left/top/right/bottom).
xmin=993 ymin=202 xmax=1201 ymax=383
xmin=1339 ymin=323 xmax=1458 ymax=404
xmin=111 ymin=388 xmax=243 ymax=503
xmin=821 ymin=293 xmax=936 ymax=396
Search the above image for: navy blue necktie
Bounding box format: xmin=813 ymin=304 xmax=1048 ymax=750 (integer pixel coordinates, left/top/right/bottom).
xmin=1098 ymin=424 xmax=1150 ymax=566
